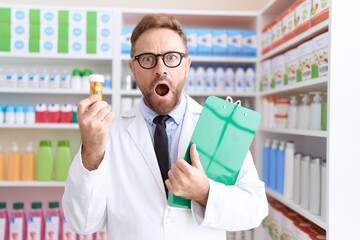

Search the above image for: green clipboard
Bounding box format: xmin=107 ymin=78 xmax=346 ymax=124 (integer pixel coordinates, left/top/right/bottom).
xmin=167 ymin=96 xmax=261 ymax=208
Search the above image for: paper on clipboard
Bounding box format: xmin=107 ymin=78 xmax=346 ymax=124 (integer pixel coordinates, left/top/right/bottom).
xmin=167 ymin=96 xmax=261 ymax=208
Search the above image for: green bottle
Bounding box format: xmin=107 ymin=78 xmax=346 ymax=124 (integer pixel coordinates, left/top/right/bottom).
xmin=36 ymin=140 xmax=53 ymax=181
xmin=54 ymin=140 xmax=72 ymax=181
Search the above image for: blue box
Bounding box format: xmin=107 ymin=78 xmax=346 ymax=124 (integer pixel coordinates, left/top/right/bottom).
xmin=227 ymin=29 xmax=242 ymax=56
xmin=212 ymin=29 xmax=227 ymax=56
xmin=197 ymin=29 xmax=212 ymax=56
xmin=121 ymin=26 xmax=133 ymax=54
xmin=242 ymin=30 xmax=257 ymax=57
xmin=184 ymin=28 xmax=198 ymax=55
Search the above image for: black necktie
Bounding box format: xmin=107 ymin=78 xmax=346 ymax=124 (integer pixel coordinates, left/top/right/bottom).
xmin=153 ymin=115 xmax=170 ymax=196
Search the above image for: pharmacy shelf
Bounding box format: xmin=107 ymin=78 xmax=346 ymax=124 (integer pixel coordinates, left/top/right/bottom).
xmin=186 ymin=91 xmax=256 ymax=98
xmin=259 ymin=76 xmax=328 ymax=97
xmin=259 ymin=127 xmax=328 ymax=138
xmin=0 ymin=123 xmax=79 ymax=129
xmin=0 ymin=52 xmax=113 ymax=60
xmin=0 ymin=88 xmax=113 ymax=95
xmin=266 ymin=188 xmax=326 ymax=230
xmin=261 ymin=20 xmax=330 ymax=60
xmin=0 ymin=181 xmax=65 ymax=187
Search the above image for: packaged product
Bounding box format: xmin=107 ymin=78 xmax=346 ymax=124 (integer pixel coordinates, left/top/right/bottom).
xmin=311 ymin=32 xmax=330 ymax=78
xmin=311 ymin=0 xmax=330 ymax=26
xmin=297 ymin=40 xmax=313 ymax=81
xmin=284 ymin=48 xmax=298 ymax=85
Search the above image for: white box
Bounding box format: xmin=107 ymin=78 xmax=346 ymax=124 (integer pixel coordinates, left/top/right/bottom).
xmin=185 ymin=28 xmax=198 ymax=55
xmin=41 ymin=24 xmax=58 ymax=40
xmin=260 ymin=60 xmax=271 ymax=91
xmin=197 ymin=29 xmax=212 ymax=56
xmin=294 ymin=0 xmax=311 ymax=29
xmin=97 ymin=26 xmax=113 ymax=41
xmin=41 ymin=9 xmax=58 ymax=25
xmin=272 ymin=20 xmax=282 ymax=44
xmin=97 ymin=10 xmax=113 ymax=26
xmin=212 ymin=29 xmax=227 ymax=56
xmin=271 ymin=54 xmax=285 ymax=88
xmin=311 ymin=0 xmax=330 ymax=23
xmin=281 ymin=9 xmax=295 ymax=38
xmin=311 ymin=32 xmax=330 ymax=78
xmin=297 ymin=40 xmax=313 ymax=81
xmin=227 ymin=29 xmax=242 ymax=56
xmin=69 ymin=10 xmax=86 ymax=26
xmin=11 ymin=38 xmax=28 ymax=53
xmin=11 ymin=8 xmax=29 ymax=24
xmin=69 ymin=39 xmax=86 ymax=54
xmin=69 ymin=25 xmax=86 ymax=42
xmin=40 ymin=38 xmax=57 ymax=54
xmin=284 ymin=48 xmax=298 ymax=85
xmin=11 ymin=24 xmax=29 ymax=39
xmin=97 ymin=40 xmax=112 ymax=55
xmin=261 ymin=25 xmax=272 ymax=51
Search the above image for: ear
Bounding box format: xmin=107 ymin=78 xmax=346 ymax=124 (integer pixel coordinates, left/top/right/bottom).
xmin=128 ymin=59 xmax=135 ymax=75
xmin=185 ymin=55 xmax=192 ymax=79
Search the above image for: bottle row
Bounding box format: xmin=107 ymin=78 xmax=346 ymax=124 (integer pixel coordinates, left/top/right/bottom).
xmin=0 ymin=68 xmax=112 ymax=90
xmin=185 ymin=64 xmax=256 ymax=93
xmin=0 ymin=140 xmax=72 ymax=182
xmin=263 ymin=139 xmax=326 ymax=219
xmin=262 ymin=92 xmax=327 ymax=131
xmin=0 ymin=201 xmax=106 ymax=240
xmin=256 ymin=198 xmax=326 ymax=240
xmin=0 ymin=103 xmax=78 ymax=124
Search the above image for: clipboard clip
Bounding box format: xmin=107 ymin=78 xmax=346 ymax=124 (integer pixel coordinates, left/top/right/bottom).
xmin=226 ymin=96 xmax=241 ymax=106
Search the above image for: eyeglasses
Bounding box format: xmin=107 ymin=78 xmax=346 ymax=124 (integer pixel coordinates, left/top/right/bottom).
xmin=132 ymin=51 xmax=187 ymax=69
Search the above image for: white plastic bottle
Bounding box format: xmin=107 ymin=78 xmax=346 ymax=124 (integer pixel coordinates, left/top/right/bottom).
xmin=293 ymin=152 xmax=302 ymax=204
xmin=309 ymin=156 xmax=321 ymax=215
xmin=245 ymin=64 xmax=256 ymax=93
xmin=82 ymin=69 xmax=92 ymax=90
xmin=17 ymin=68 xmax=28 ymax=88
xmin=49 ymin=69 xmax=60 ymax=89
xmin=204 ymin=64 xmax=215 ymax=92
xmin=215 ymin=64 xmax=225 ymax=92
xmin=71 ymin=69 xmax=82 ymax=90
xmin=15 ymin=105 xmax=25 ymax=124
xmin=224 ymin=65 xmax=234 ymax=92
xmin=39 ymin=68 xmax=49 ymax=88
xmin=28 ymin=68 xmax=39 ymax=88
xmin=5 ymin=68 xmax=17 ymax=88
xmin=284 ymin=140 xmax=295 ymax=200
xmin=287 ymin=95 xmax=298 ymax=129
xmin=234 ymin=64 xmax=245 ymax=93
xmin=185 ymin=65 xmax=196 ymax=92
xmin=300 ymin=154 xmax=311 ymax=209
xmin=194 ymin=64 xmax=205 ymax=92
xmin=321 ymin=158 xmax=327 ymax=221
xmin=25 ymin=105 xmax=35 ymax=124
xmin=5 ymin=105 xmax=15 ymax=124
xmin=0 ymin=105 xmax=4 ymax=124
xmin=0 ymin=67 xmax=4 ymax=87
xmin=297 ymin=94 xmax=310 ymax=129
xmin=309 ymin=92 xmax=322 ymax=130
xmin=60 ymin=69 xmax=71 ymax=89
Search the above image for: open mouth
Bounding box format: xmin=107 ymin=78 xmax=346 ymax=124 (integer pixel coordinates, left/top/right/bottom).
xmin=155 ymin=84 xmax=170 ymax=96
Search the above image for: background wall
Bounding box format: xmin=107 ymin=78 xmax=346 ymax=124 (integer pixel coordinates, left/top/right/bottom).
xmin=0 ymin=0 xmax=270 ymax=11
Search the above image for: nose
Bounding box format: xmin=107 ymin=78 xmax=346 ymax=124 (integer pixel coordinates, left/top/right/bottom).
xmin=154 ymin=56 xmax=168 ymax=75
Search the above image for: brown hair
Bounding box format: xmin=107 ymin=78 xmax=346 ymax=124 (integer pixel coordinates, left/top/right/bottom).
xmin=130 ymin=14 xmax=188 ymax=57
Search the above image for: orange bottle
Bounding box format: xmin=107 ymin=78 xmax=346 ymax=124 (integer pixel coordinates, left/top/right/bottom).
xmin=0 ymin=144 xmax=5 ymax=181
xmin=21 ymin=142 xmax=36 ymax=181
xmin=7 ymin=142 xmax=21 ymax=181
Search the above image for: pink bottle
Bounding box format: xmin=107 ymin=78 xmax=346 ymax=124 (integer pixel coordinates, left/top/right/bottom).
xmin=35 ymin=104 xmax=47 ymax=123
xmin=59 ymin=104 xmax=72 ymax=123
xmin=47 ymin=104 xmax=60 ymax=123
xmin=9 ymin=202 xmax=27 ymax=240
xmin=45 ymin=202 xmax=62 ymax=240
xmin=63 ymin=217 xmax=79 ymax=240
xmin=0 ymin=202 xmax=9 ymax=240
xmin=27 ymin=202 xmax=45 ymax=240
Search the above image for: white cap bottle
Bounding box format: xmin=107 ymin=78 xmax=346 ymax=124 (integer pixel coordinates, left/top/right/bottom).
xmin=309 ymin=92 xmax=322 ymax=130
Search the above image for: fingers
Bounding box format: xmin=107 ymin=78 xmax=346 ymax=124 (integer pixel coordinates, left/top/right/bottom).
xmin=190 ymin=144 xmax=203 ymax=170
xmin=77 ymin=95 xmax=99 ymax=114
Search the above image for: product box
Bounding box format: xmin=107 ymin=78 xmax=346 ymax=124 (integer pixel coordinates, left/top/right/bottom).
xmin=280 ymin=209 xmax=303 ymax=240
xmin=284 ymin=48 xmax=298 ymax=85
xmin=69 ymin=9 xmax=86 ymax=26
xmin=294 ymin=0 xmax=312 ymax=36
xmin=40 ymin=9 xmax=58 ymax=25
xmin=11 ymin=37 xmax=28 ymax=53
xmin=197 ymin=29 xmax=212 ymax=56
xmin=311 ymin=32 xmax=330 ymax=78
xmin=281 ymin=8 xmax=295 ymax=42
xmin=121 ymin=26 xmax=133 ymax=54
xmin=311 ymin=0 xmax=330 ymax=26
xmin=260 ymin=60 xmax=271 ymax=91
xmin=41 ymin=24 xmax=58 ymax=39
xmin=185 ymin=28 xmax=198 ymax=55
xmin=69 ymin=40 xmax=86 ymax=54
xmin=271 ymin=18 xmax=283 ymax=48
xmin=69 ymin=25 xmax=86 ymax=41
xmin=212 ymin=29 xmax=227 ymax=56
xmin=97 ymin=10 xmax=113 ymax=27
xmin=227 ymin=29 xmax=242 ymax=56
xmin=271 ymin=54 xmax=285 ymax=88
xmin=40 ymin=39 xmax=57 ymax=54
xmin=261 ymin=24 xmax=273 ymax=54
xmin=297 ymin=40 xmax=313 ymax=81
xmin=11 ymin=8 xmax=29 ymax=24
xmin=97 ymin=26 xmax=112 ymax=41
xmin=11 ymin=23 xmax=29 ymax=39
xmin=97 ymin=40 xmax=112 ymax=55
xmin=242 ymin=30 xmax=257 ymax=57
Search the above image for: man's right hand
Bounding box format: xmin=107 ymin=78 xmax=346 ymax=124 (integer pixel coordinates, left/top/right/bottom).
xmin=77 ymin=95 xmax=116 ymax=171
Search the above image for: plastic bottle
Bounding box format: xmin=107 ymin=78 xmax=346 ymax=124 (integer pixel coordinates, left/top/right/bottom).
xmin=0 ymin=202 xmax=9 ymax=240
xmin=21 ymin=142 xmax=36 ymax=181
xmin=49 ymin=69 xmax=60 ymax=89
xmin=36 ymin=140 xmax=53 ymax=181
xmin=244 ymin=65 xmax=256 ymax=93
xmin=297 ymin=94 xmax=310 ymax=129
xmin=262 ymin=139 xmax=271 ymax=187
xmin=27 ymin=202 xmax=45 ymax=240
xmin=267 ymin=97 xmax=276 ymax=128
xmin=47 ymin=104 xmax=60 ymax=123
xmin=9 ymin=202 xmax=27 ymax=240
xmin=82 ymin=69 xmax=93 ymax=91
xmin=89 ymin=74 xmax=104 ymax=101
xmin=214 ymin=64 xmax=225 ymax=92
xmin=54 ymin=140 xmax=72 ymax=181
xmin=321 ymin=93 xmax=327 ymax=131
xmin=269 ymin=139 xmax=278 ymax=190
xmin=15 ymin=105 xmax=25 ymax=124
xmin=0 ymin=144 xmax=5 ymax=181
xmin=35 ymin=103 xmax=48 ymax=123
xmin=45 ymin=202 xmax=62 ymax=240
xmin=5 ymin=105 xmax=15 ymax=124
xmin=0 ymin=105 xmax=4 ymax=124
xmin=60 ymin=104 xmax=73 ymax=123
xmin=321 ymin=158 xmax=327 ymax=221
xmin=234 ymin=64 xmax=245 ymax=93
xmin=185 ymin=65 xmax=196 ymax=92
xmin=194 ymin=64 xmax=205 ymax=92
xmin=309 ymin=156 xmax=321 ymax=215
xmin=300 ymin=154 xmax=311 ymax=209
xmin=28 ymin=68 xmax=39 ymax=88
xmin=5 ymin=67 xmax=16 ymax=88
xmin=287 ymin=95 xmax=298 ymax=129
xmin=0 ymin=67 xmax=4 ymax=87
xmin=103 ymin=73 xmax=112 ymax=90
xmin=72 ymin=104 xmax=78 ymax=124
xmin=7 ymin=142 xmax=21 ymax=181
xmin=224 ymin=65 xmax=234 ymax=92
xmin=276 ymin=141 xmax=285 ymax=194
xmin=71 ymin=69 xmax=82 ymax=90
xmin=60 ymin=69 xmax=71 ymax=89
xmin=309 ymin=92 xmax=322 ymax=130
xmin=39 ymin=69 xmax=49 ymax=89
xmin=293 ymin=152 xmax=302 ymax=204
xmin=25 ymin=105 xmax=35 ymax=124
xmin=17 ymin=68 xmax=29 ymax=88
xmin=204 ymin=64 xmax=215 ymax=92
xmin=283 ymin=140 xmax=295 ymax=200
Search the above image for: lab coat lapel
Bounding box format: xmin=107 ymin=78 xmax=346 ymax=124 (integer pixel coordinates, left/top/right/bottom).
xmin=126 ymin=108 xmax=167 ymax=199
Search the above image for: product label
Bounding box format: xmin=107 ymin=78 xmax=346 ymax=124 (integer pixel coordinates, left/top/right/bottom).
xmin=96 ymin=229 xmax=107 ymax=240
xmin=28 ymin=217 xmax=41 ymax=240
xmin=0 ymin=218 xmax=6 ymax=240
xmin=63 ymin=220 xmax=77 ymax=240
xmin=45 ymin=216 xmax=59 ymax=240
xmin=10 ymin=217 xmax=23 ymax=240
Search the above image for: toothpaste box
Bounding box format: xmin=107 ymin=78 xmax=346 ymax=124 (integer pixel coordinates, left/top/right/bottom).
xmin=311 ymin=0 xmax=330 ymax=26
xmin=297 ymin=40 xmax=313 ymax=81
xmin=197 ymin=29 xmax=212 ymax=56
xmin=242 ymin=30 xmax=257 ymax=57
xmin=212 ymin=29 xmax=227 ymax=56
xmin=311 ymin=32 xmax=330 ymax=78
xmin=284 ymin=48 xmax=298 ymax=85
xmin=185 ymin=28 xmax=198 ymax=55
xmin=69 ymin=40 xmax=86 ymax=55
xmin=121 ymin=26 xmax=133 ymax=54
xmin=227 ymin=29 xmax=242 ymax=56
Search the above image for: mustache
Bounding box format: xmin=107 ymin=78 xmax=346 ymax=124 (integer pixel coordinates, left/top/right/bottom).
xmin=154 ymin=75 xmax=170 ymax=82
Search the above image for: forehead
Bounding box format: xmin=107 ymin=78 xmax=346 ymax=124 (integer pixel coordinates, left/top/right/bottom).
xmin=133 ymin=28 xmax=185 ymax=54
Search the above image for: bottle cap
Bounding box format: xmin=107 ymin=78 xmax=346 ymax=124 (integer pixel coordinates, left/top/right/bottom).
xmin=13 ymin=202 xmax=24 ymax=210
xmin=0 ymin=202 xmax=6 ymax=209
xmin=26 ymin=105 xmax=35 ymax=113
xmin=89 ymin=74 xmax=104 ymax=83
xmin=58 ymin=140 xmax=70 ymax=147
xmin=82 ymin=69 xmax=93 ymax=77
xmin=15 ymin=105 xmax=25 ymax=113
xmin=5 ymin=105 xmax=14 ymax=113
xmin=40 ymin=140 xmax=52 ymax=147
xmin=72 ymin=69 xmax=82 ymax=77
xmin=31 ymin=202 xmax=42 ymax=209
xmin=49 ymin=202 xmax=59 ymax=209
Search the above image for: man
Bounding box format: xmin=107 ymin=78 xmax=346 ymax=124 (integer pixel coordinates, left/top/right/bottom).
xmin=62 ymin=14 xmax=267 ymax=240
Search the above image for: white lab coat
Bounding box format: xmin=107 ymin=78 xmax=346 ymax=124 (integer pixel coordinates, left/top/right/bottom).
xmin=62 ymin=95 xmax=268 ymax=240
